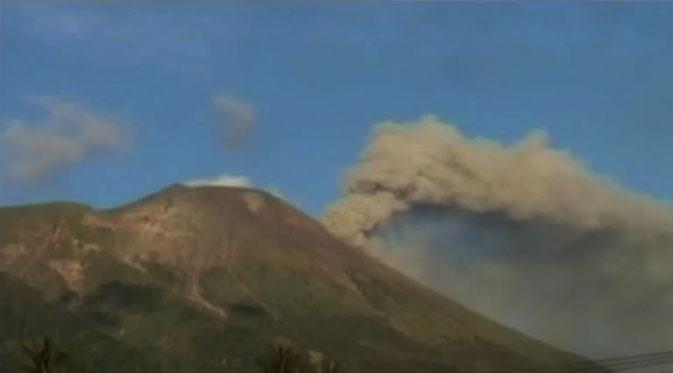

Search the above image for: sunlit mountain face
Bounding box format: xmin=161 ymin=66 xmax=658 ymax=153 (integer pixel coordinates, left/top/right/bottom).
xmin=0 ymin=186 xmax=589 ymax=373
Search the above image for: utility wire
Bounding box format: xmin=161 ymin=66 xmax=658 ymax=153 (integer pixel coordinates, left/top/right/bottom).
xmin=521 ymin=349 xmax=673 ymax=372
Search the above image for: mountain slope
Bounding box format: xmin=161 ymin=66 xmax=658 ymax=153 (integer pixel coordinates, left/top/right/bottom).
xmin=0 ymin=185 xmax=590 ymax=372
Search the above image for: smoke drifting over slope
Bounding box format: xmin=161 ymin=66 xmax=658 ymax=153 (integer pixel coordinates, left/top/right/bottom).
xmin=323 ymin=116 xmax=673 ymax=357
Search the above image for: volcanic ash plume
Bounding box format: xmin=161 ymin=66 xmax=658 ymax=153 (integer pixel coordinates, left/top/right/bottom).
xmin=322 ymin=116 xmax=673 ymax=357
xmin=323 ymin=115 xmax=672 ymax=246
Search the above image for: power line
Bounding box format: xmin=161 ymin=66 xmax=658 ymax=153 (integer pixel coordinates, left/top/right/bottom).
xmin=522 ymin=349 xmax=673 ymax=372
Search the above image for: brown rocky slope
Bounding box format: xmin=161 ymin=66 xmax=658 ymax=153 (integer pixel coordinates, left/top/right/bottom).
xmin=0 ymin=185 xmax=595 ymax=372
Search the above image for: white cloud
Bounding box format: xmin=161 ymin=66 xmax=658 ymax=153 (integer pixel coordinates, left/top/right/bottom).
xmin=212 ymin=94 xmax=257 ymax=148
xmin=182 ymin=173 xmax=286 ymax=200
xmin=183 ymin=174 xmax=252 ymax=188
xmin=1 ymin=95 xmax=127 ymax=182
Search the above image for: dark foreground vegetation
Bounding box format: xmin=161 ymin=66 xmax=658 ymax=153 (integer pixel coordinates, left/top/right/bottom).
xmin=14 ymin=336 xmax=342 ymax=373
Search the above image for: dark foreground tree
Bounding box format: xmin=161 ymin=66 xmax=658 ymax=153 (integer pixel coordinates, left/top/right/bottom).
xmin=18 ymin=337 xmax=69 ymax=373
xmin=256 ymin=342 xmax=344 ymax=373
xmin=256 ymin=343 xmax=305 ymax=373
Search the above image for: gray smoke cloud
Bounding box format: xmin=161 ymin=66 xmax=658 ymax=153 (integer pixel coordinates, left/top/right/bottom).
xmin=212 ymin=94 xmax=257 ymax=149
xmin=1 ymin=95 xmax=127 ymax=182
xmin=323 ymin=116 xmax=673 ymax=359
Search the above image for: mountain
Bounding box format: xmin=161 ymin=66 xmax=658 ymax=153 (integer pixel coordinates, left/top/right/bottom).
xmin=0 ymin=185 xmax=592 ymax=372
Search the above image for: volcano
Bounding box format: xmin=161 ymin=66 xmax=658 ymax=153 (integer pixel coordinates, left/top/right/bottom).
xmin=0 ymin=185 xmax=592 ymax=372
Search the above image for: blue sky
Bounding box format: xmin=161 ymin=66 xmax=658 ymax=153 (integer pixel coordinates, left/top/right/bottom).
xmin=2 ymin=1 xmax=673 ymax=216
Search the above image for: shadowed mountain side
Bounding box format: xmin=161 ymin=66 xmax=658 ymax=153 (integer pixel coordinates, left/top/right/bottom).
xmin=0 ymin=185 xmax=602 ymax=372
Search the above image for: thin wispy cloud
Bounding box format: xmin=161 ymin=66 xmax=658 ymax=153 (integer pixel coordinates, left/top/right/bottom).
xmin=1 ymin=95 xmax=128 ymax=182
xmin=212 ymin=94 xmax=257 ymax=149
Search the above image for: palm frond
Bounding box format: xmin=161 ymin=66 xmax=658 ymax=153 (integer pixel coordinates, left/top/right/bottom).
xmin=256 ymin=343 xmax=305 ymax=373
xmin=16 ymin=337 xmax=69 ymax=373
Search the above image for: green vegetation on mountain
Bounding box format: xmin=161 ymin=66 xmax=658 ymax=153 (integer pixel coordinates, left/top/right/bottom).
xmin=0 ymin=185 xmax=597 ymax=372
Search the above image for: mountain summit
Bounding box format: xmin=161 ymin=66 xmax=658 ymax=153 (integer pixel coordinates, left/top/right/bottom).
xmin=0 ymin=185 xmax=584 ymax=372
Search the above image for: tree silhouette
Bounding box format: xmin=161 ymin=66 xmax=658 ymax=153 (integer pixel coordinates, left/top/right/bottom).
xmin=18 ymin=337 xmax=69 ymax=373
xmin=256 ymin=343 xmax=304 ymax=373
xmin=255 ymin=343 xmax=345 ymax=373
